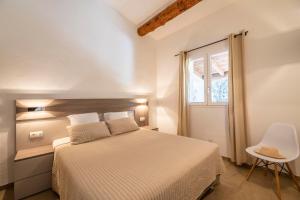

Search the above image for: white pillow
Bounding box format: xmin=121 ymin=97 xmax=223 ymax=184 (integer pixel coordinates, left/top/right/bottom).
xmin=67 ymin=112 xmax=99 ymax=125
xmin=52 ymin=137 xmax=71 ymax=148
xmin=104 ymin=111 xmax=129 ymax=121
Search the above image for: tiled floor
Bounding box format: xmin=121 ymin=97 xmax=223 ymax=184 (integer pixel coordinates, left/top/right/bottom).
xmin=1 ymin=159 xmax=299 ymax=200
xmin=205 ymin=160 xmax=300 ymax=200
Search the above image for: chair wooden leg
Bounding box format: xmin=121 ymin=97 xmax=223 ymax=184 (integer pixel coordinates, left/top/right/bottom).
xmin=264 ymin=161 xmax=269 ymax=176
xmin=274 ymin=164 xmax=282 ymax=200
xmin=246 ymin=158 xmax=259 ymax=181
xmin=286 ymin=163 xmax=300 ymax=191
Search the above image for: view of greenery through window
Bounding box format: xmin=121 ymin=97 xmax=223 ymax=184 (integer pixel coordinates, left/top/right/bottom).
xmin=188 ymin=58 xmax=205 ymax=103
xmin=210 ymin=52 xmax=229 ymax=103
xmin=211 ymin=77 xmax=228 ymax=103
xmin=188 ymin=51 xmax=229 ymax=105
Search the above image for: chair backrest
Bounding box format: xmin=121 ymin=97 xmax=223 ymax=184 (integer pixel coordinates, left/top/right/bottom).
xmin=260 ymin=123 xmax=299 ymax=158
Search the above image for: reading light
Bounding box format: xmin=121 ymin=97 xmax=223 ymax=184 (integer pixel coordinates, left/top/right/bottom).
xmin=16 ymin=99 xmax=55 ymax=120
xmin=135 ymin=98 xmax=148 ymax=104
xmin=27 ymin=107 xmax=45 ymax=112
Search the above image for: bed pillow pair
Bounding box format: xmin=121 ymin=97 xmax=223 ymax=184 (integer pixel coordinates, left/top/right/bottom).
xmin=67 ymin=112 xmax=139 ymax=144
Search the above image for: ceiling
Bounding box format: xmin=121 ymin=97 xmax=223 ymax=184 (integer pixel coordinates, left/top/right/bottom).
xmin=103 ymin=0 xmax=238 ymax=40
xmin=102 ymin=0 xmax=173 ymax=25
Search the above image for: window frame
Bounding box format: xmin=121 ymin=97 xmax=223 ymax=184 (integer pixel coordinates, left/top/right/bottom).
xmin=187 ymin=41 xmax=229 ymax=106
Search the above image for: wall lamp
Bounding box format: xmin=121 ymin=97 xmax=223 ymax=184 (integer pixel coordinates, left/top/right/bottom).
xmin=135 ymin=98 xmax=148 ymax=105
xmin=27 ymin=107 xmax=45 ymax=112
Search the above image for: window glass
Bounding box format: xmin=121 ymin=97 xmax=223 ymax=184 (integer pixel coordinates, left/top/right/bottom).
xmin=187 ymin=40 xmax=229 ymax=105
xmin=209 ymin=51 xmax=229 ymax=103
xmin=188 ymin=58 xmax=205 ymax=103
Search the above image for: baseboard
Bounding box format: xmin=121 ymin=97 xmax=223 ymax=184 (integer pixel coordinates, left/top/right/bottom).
xmin=221 ymin=156 xmax=233 ymax=163
xmin=0 ymin=183 xmax=13 ymax=190
xmin=221 ymin=156 xmax=251 ymax=168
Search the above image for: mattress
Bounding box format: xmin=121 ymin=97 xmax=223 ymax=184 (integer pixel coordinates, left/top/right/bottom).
xmin=52 ymin=129 xmax=224 ymax=200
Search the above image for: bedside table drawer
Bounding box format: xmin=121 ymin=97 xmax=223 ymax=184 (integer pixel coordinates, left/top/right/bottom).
xmin=14 ymin=172 xmax=52 ymax=200
xmin=14 ymin=153 xmax=54 ymax=181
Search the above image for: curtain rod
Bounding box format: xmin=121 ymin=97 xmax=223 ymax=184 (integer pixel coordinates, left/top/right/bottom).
xmin=174 ymin=31 xmax=248 ymax=56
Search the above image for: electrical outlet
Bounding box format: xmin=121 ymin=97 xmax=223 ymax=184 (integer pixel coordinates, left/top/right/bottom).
xmin=29 ymin=131 xmax=44 ymax=139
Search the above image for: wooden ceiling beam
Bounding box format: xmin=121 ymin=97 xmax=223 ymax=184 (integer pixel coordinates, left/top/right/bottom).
xmin=137 ymin=0 xmax=202 ymax=36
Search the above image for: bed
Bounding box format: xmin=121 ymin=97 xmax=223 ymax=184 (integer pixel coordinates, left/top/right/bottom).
xmin=52 ymin=128 xmax=224 ymax=200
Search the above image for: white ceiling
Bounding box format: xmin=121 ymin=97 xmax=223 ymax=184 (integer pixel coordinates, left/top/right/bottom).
xmin=102 ymin=0 xmax=173 ymax=25
xmin=103 ymin=0 xmax=239 ymax=40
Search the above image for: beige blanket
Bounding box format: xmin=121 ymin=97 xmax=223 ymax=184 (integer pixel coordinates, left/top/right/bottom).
xmin=53 ymin=129 xmax=224 ymax=200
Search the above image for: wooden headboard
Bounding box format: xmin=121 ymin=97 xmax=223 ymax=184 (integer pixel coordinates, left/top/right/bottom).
xmin=16 ymin=98 xmax=148 ymax=150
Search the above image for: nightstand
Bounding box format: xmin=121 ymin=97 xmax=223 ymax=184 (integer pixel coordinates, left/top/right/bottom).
xmin=14 ymin=145 xmax=54 ymax=200
xmin=142 ymin=126 xmax=159 ymax=131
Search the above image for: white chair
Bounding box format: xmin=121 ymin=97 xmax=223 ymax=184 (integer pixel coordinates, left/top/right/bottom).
xmin=246 ymin=123 xmax=300 ymax=200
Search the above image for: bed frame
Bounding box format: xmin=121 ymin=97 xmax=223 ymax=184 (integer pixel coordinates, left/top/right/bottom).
xmin=197 ymin=175 xmax=220 ymax=199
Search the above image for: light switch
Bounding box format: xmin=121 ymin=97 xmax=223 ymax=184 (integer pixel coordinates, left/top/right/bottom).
xmin=29 ymin=131 xmax=44 ymax=139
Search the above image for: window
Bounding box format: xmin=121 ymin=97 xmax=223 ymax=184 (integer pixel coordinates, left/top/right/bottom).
xmin=187 ymin=42 xmax=229 ymax=105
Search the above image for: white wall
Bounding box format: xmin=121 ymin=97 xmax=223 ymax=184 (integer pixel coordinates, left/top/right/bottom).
xmin=190 ymin=106 xmax=229 ymax=157
xmin=156 ymin=0 xmax=300 ymax=175
xmin=0 ymin=0 xmax=156 ymax=186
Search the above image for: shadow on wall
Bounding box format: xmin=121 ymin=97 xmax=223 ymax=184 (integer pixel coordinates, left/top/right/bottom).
xmin=0 ymin=130 xmax=10 ymax=186
xmin=245 ymin=28 xmax=300 ymax=100
xmin=0 ymin=0 xmax=143 ymax=93
xmin=247 ymin=28 xmax=300 ymax=73
xmin=0 ymin=92 xmax=23 ymax=186
xmin=244 ymin=28 xmax=300 ymax=139
xmin=157 ymin=72 xmax=179 ymax=134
